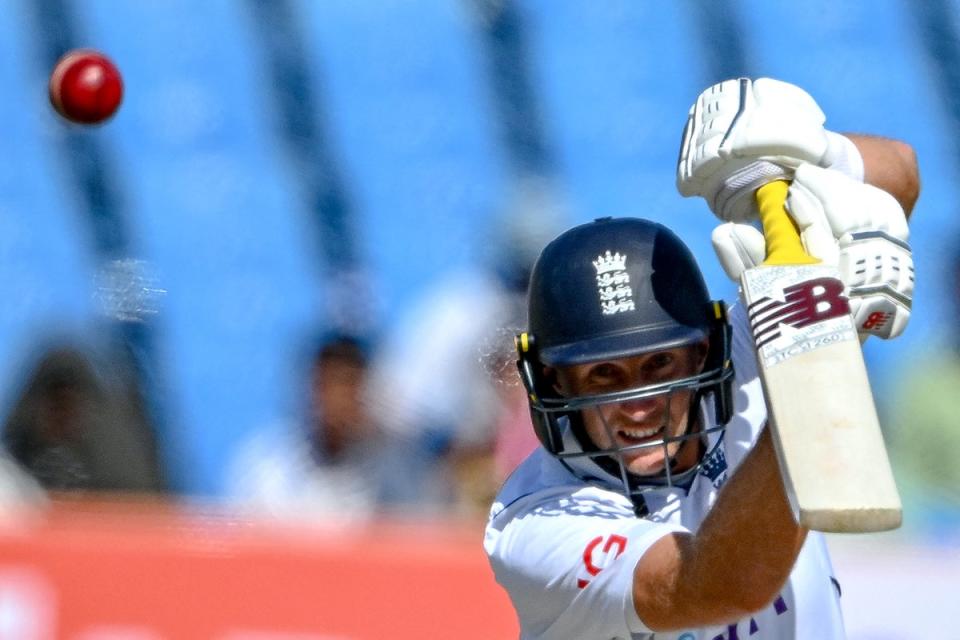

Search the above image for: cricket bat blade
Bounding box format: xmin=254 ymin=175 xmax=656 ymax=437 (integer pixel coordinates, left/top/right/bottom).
xmin=742 ymin=181 xmax=902 ymax=533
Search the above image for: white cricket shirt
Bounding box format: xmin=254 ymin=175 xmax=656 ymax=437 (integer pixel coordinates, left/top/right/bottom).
xmin=484 ymin=304 xmax=845 ymax=639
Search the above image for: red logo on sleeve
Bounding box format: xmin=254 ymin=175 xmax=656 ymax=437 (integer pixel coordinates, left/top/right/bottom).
xmin=577 ymin=534 xmax=627 ymax=589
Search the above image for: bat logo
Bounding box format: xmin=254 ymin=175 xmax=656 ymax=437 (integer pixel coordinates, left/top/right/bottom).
xmin=748 ymin=277 xmax=851 ymax=349
xmin=861 ymin=311 xmax=892 ymax=331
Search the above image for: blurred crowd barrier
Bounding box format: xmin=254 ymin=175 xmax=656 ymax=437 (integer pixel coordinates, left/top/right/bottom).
xmin=0 ymin=497 xmax=954 ymax=639
xmin=0 ymin=496 xmax=517 ymax=639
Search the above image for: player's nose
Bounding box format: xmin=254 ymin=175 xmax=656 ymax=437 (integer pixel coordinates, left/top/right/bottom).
xmin=617 ymin=397 xmax=659 ymax=420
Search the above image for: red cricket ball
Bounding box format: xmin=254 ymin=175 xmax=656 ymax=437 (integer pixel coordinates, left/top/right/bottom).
xmin=49 ymin=49 xmax=124 ymax=125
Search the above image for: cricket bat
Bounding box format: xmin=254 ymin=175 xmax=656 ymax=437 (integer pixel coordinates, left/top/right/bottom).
xmin=742 ymin=180 xmax=902 ymax=533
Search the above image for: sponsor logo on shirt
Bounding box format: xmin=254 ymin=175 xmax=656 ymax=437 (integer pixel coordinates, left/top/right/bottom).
xmin=576 ymin=534 xmax=627 ymax=589
xmin=699 ymin=442 xmax=728 ymax=488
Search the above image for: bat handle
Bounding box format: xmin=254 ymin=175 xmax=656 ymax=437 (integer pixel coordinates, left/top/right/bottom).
xmin=755 ymin=180 xmax=819 ymax=266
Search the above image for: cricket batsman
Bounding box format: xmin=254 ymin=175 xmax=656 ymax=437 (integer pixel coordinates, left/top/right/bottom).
xmin=484 ymin=78 xmax=917 ymax=638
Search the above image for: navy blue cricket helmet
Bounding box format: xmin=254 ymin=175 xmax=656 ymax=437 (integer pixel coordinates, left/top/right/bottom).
xmin=515 ymin=217 xmax=734 ymax=502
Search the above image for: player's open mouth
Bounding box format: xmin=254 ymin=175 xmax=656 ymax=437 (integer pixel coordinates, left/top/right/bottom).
xmin=617 ymin=426 xmax=664 ymax=444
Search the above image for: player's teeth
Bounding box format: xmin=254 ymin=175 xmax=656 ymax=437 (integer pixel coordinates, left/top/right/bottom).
xmin=622 ymin=427 xmax=659 ymax=439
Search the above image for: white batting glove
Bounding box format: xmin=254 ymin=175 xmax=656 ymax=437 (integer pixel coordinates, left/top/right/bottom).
xmin=678 ymin=78 xmax=863 ymax=222
xmin=711 ymin=222 xmax=765 ymax=281
xmin=711 ymin=166 xmax=913 ymax=340
xmin=787 ymin=164 xmax=913 ymax=339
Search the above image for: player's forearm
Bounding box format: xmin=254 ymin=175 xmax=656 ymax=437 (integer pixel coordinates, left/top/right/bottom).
xmin=634 ymin=426 xmax=806 ymax=630
xmin=689 ymin=426 xmax=807 ymax=607
xmin=846 ymin=133 xmax=920 ymax=217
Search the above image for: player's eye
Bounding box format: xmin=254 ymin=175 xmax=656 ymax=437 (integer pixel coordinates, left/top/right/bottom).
xmin=642 ymin=352 xmax=681 ymax=382
xmin=586 ymin=363 xmax=622 ymax=387
xmin=647 ymin=353 xmax=675 ymax=371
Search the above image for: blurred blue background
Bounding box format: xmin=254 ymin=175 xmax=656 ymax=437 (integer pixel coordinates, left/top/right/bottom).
xmin=0 ymin=0 xmax=957 ymax=527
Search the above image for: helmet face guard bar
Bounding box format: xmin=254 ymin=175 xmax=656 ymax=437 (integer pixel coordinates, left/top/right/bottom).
xmin=530 ymin=367 xmax=730 ymax=415
xmin=518 ymin=355 xmax=733 ymax=458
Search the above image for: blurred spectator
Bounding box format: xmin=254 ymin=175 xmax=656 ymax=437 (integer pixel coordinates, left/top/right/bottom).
xmin=227 ymin=333 xmax=382 ymax=521
xmin=2 ymin=345 xmax=164 ymax=493
xmin=366 ymin=179 xmax=563 ymax=517
xmin=447 ymin=354 xmax=538 ymax=517
xmin=887 ymin=237 xmax=960 ymax=541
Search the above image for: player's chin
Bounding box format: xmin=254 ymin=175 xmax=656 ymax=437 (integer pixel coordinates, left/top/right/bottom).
xmin=622 ymin=449 xmax=670 ymax=477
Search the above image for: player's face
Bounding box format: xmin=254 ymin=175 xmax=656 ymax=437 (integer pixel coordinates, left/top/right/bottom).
xmin=311 ymin=355 xmax=369 ymax=451
xmin=553 ymin=342 xmax=708 ymax=476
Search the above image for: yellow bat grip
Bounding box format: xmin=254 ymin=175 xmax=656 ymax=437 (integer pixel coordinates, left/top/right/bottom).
xmin=755 ymin=180 xmax=819 ymax=266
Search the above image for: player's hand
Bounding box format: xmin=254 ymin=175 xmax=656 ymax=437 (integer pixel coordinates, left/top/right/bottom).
xmin=788 ymin=164 xmax=913 ymax=339
xmin=677 ymin=77 xmax=854 ymax=222
xmin=711 ymin=165 xmax=914 ymax=340
xmin=711 ymin=221 xmax=765 ymax=281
